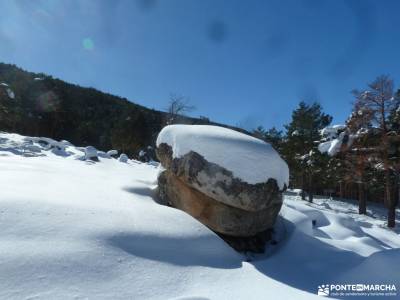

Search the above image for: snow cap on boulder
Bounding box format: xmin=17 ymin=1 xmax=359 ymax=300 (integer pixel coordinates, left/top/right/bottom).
xmin=119 ymin=153 xmax=129 ymax=163
xmin=107 ymin=149 xmax=118 ymax=157
xmin=318 ymin=125 xmax=353 ymax=156
xmin=84 ymin=146 xmax=98 ymax=161
xmin=156 ymin=125 xmax=289 ymax=189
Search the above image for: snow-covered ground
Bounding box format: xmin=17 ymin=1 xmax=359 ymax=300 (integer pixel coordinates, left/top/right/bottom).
xmin=0 ymin=132 xmax=399 ymax=299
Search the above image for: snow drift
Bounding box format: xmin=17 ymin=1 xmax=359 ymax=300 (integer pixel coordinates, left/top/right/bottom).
xmin=0 ymin=132 xmax=399 ymax=299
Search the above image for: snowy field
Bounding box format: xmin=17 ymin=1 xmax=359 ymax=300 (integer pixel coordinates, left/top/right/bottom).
xmin=0 ymin=132 xmax=399 ymax=300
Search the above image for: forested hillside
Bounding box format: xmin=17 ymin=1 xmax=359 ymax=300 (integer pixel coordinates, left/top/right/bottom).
xmin=0 ymin=63 xmax=236 ymax=157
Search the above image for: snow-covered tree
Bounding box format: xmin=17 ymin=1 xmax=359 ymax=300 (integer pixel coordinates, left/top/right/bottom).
xmin=319 ymin=110 xmax=374 ymax=214
xmin=319 ymin=75 xmax=399 ymax=227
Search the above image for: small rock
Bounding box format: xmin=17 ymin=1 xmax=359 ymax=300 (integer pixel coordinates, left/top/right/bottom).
xmin=107 ymin=150 xmax=118 ymax=158
xmin=118 ymin=153 xmax=129 ymax=163
xmin=84 ymin=146 xmax=98 ymax=161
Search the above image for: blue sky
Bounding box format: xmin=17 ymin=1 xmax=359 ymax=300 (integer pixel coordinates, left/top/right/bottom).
xmin=1 ymin=0 xmax=400 ymax=130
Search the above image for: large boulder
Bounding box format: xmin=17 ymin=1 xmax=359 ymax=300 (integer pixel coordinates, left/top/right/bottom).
xmin=158 ymin=170 xmax=282 ymax=237
xmin=157 ymin=143 xmax=282 ymax=212
xmin=156 ymin=125 xmax=289 ymax=242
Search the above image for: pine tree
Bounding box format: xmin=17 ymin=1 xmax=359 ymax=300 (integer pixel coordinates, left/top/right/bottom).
xmin=352 ymin=75 xmax=399 ymax=227
xmin=252 ymin=126 xmax=266 ymax=140
xmin=252 ymin=126 xmax=283 ymax=153
xmin=282 ymin=101 xmax=332 ymax=201
xmin=264 ymin=127 xmax=284 ymax=153
xmin=319 ymin=76 xmax=399 ymax=226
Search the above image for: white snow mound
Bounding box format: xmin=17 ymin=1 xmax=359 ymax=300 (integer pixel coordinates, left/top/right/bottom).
xmin=84 ymin=146 xmax=98 ymax=160
xmin=119 ymin=153 xmax=129 ymax=163
xmin=0 ymin=132 xmax=399 ymax=299
xmin=318 ymin=134 xmax=344 ymax=156
xmin=107 ymin=149 xmax=118 ymax=156
xmin=318 ymin=125 xmax=355 ymax=157
xmin=157 ymin=125 xmax=289 ymax=189
xmin=0 ymin=82 xmax=15 ymax=99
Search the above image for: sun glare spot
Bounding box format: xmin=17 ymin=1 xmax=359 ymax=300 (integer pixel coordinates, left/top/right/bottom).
xmin=82 ymin=38 xmax=95 ymax=51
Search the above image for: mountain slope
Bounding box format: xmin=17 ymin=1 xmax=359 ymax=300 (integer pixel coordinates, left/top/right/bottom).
xmin=0 ymin=63 xmax=245 ymax=158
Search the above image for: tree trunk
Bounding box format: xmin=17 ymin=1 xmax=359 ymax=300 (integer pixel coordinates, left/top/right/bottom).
xmin=358 ymin=182 xmax=366 ymax=214
xmin=308 ymin=174 xmax=314 ymax=203
xmin=339 ymin=181 xmax=344 ymax=198
xmin=301 ymin=172 xmax=306 ymax=200
xmin=384 ymin=170 xmax=390 ymax=206
xmin=386 ymin=173 xmax=400 ymax=228
xmin=388 ymin=205 xmax=396 ymax=228
xmin=384 ymin=169 xmax=395 ymax=228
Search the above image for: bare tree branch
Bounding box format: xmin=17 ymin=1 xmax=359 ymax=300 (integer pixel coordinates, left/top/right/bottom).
xmin=166 ymin=94 xmax=195 ymax=124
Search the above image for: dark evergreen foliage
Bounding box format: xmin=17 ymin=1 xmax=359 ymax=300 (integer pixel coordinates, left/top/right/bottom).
xmin=0 ymin=63 xmax=241 ymax=157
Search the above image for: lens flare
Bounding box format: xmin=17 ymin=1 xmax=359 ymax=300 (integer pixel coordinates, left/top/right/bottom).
xmin=37 ymin=91 xmax=59 ymax=112
xmin=82 ymin=38 xmax=94 ymax=51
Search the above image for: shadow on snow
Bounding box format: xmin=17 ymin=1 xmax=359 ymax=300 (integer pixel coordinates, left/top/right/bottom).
xmin=106 ymin=233 xmax=242 ymax=269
